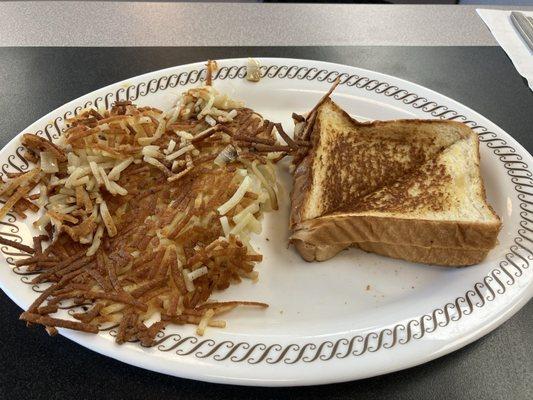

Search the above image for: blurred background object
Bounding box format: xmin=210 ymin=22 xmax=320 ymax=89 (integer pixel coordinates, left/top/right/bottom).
xmin=258 ymin=0 xmax=533 ymax=5
xmin=59 ymin=0 xmax=533 ymax=4
xmin=180 ymin=0 xmax=533 ymax=4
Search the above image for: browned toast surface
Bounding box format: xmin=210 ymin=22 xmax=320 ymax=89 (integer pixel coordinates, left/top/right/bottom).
xmin=292 ymin=99 xmax=472 ymax=224
xmin=289 ymin=98 xmax=501 ymax=266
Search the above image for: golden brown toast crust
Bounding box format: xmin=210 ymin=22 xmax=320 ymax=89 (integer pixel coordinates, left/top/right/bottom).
xmin=291 ymin=154 xmax=313 ymax=227
xmin=293 ymin=239 xmax=490 ymax=266
xmin=291 ymin=214 xmax=501 ymax=250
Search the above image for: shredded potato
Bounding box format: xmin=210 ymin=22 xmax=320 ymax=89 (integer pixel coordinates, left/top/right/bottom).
xmin=217 ymin=176 xmax=251 ymax=216
xmin=3 ymin=59 xmax=303 ymax=343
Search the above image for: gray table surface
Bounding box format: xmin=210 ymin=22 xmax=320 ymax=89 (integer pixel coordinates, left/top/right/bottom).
xmin=2 ymin=2 xmax=533 ymax=47
xmin=0 ymin=46 xmax=531 ymax=399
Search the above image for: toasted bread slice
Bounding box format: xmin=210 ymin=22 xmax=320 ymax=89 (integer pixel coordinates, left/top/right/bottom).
xmin=290 ymin=99 xmax=501 ymax=266
xmin=291 ymin=99 xmax=471 ymax=226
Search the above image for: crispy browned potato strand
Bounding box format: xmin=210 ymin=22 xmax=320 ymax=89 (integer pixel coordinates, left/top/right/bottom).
xmin=4 ymin=76 xmax=305 ymax=344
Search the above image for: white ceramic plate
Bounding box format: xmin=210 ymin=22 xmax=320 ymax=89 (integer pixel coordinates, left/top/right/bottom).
xmin=0 ymin=58 xmax=531 ymax=386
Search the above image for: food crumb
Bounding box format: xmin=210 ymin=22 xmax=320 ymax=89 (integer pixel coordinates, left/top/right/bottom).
xmin=266 ymin=238 xmax=270 ymax=241
xmin=411 ymin=286 xmax=415 ymax=289
xmin=366 ymin=284 xmax=371 ymax=291
xmin=279 ymin=310 xmax=283 ymax=314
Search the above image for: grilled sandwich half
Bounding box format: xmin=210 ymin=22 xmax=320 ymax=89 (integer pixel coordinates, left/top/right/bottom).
xmin=290 ymin=99 xmax=501 ymax=266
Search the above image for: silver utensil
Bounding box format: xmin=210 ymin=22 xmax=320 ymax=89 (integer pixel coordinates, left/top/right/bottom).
xmin=511 ymin=11 xmax=533 ymax=52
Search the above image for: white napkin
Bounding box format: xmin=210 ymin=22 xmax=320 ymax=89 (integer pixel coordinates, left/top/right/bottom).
xmin=477 ymin=9 xmax=533 ymax=91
